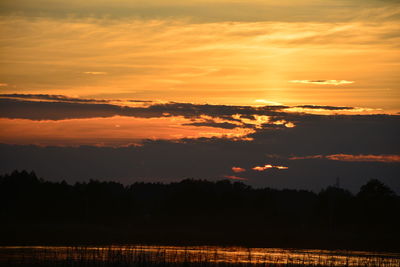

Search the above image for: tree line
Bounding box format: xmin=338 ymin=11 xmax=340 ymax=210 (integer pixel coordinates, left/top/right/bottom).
xmin=0 ymin=170 xmax=399 ymax=250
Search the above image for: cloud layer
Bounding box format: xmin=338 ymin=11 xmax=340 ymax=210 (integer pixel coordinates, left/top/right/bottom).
xmin=289 ymin=80 xmax=354 ymax=85
xmin=0 ymin=94 xmax=399 ymax=193
xmin=290 ymin=154 xmax=400 ymax=163
xmin=1 ymin=0 xmax=399 ymax=22
xmin=1 ymin=14 xmax=399 ymax=110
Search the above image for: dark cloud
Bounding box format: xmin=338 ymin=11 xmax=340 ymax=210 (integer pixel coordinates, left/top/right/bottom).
xmin=127 ymin=100 xmax=154 ymax=103
xmin=0 ymin=94 xmax=288 ymax=121
xmin=0 ymin=94 xmax=107 ymax=103
xmin=0 ymin=94 xmax=153 ymax=105
xmin=1 ymin=95 xmax=398 ymax=144
xmin=1 ymin=94 xmax=399 ymax=193
xmin=0 ymin=99 xmax=121 ymax=120
xmin=290 ymin=154 xmax=400 ymax=163
xmin=247 ymin=114 xmax=400 ymax=155
xmin=182 ymin=122 xmax=241 ymax=130
xmin=295 ymin=105 xmax=355 ymax=110
xmin=0 ymin=94 xmax=360 ymax=123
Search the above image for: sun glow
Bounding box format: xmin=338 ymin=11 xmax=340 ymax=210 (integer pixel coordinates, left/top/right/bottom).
xmin=0 ymin=15 xmax=398 ymax=111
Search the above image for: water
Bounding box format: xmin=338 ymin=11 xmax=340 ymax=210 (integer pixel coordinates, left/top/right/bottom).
xmin=1 ymin=245 xmax=399 ymax=266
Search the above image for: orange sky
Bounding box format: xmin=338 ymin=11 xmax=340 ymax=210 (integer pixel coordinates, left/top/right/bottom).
xmin=0 ymin=0 xmax=399 ymax=149
xmin=0 ymin=0 xmax=399 ymax=113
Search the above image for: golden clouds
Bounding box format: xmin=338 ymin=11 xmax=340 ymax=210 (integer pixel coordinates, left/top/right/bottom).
xmin=232 ymin=167 xmax=246 ymax=173
xmin=0 ymin=116 xmax=253 ymax=146
xmin=252 ymin=164 xmax=288 ymax=171
xmin=224 ymin=175 xmax=247 ymax=181
xmin=0 ymin=12 xmax=399 ymax=109
xmin=232 ymin=114 xmax=270 ymax=129
xmin=289 ymin=80 xmax=354 ymax=85
xmin=84 ymin=72 xmax=107 ymax=75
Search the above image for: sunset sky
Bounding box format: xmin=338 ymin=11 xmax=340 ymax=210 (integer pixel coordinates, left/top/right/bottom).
xmin=0 ymin=0 xmax=399 ymax=192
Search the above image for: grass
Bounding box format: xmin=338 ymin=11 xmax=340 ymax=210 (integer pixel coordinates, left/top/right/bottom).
xmin=1 ymin=245 xmax=400 ymax=267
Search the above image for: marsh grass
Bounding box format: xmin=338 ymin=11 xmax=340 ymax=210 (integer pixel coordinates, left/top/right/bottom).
xmin=1 ymin=245 xmax=400 ymax=267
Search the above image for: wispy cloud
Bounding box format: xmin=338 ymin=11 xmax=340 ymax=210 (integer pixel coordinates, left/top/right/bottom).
xmin=252 ymin=164 xmax=288 ymax=171
xmin=254 ymin=99 xmax=283 ymax=106
xmin=326 ymin=154 xmax=400 ymax=163
xmin=224 ymin=175 xmax=248 ymax=181
xmin=290 ymin=155 xmax=323 ymax=160
xmin=0 ymin=93 xmax=107 ymax=103
xmin=294 ymin=105 xmax=354 ymax=110
xmin=84 ymin=72 xmax=107 ymax=75
xmin=232 ymin=166 xmax=246 ymax=173
xmin=290 ymin=154 xmax=400 ymax=163
xmin=0 ymin=83 xmax=8 ymax=86
xmin=289 ymin=80 xmax=354 ymax=85
xmin=283 ymin=105 xmax=383 ymax=116
xmin=1 ymin=0 xmax=398 ymax=23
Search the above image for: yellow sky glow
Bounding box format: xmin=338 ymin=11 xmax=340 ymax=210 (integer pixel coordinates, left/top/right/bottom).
xmin=0 ymin=15 xmax=399 ymax=111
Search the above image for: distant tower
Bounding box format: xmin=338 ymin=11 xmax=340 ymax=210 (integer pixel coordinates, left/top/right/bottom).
xmin=335 ymin=177 xmax=341 ymax=188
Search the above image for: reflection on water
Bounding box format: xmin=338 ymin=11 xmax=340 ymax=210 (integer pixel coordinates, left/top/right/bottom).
xmin=1 ymin=245 xmax=399 ymax=266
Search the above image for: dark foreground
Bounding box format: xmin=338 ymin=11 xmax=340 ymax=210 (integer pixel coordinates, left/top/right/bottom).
xmin=1 ymin=245 xmax=400 ymax=267
xmin=1 ymin=171 xmax=400 ymax=252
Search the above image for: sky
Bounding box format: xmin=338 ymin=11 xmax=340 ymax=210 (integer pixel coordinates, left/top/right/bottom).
xmin=0 ymin=0 xmax=399 ymax=192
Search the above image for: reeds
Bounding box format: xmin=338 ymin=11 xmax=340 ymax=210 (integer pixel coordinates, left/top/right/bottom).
xmin=1 ymin=245 xmax=399 ymax=267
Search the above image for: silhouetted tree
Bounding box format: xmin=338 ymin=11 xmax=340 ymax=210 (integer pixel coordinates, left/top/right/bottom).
xmin=356 ymin=179 xmax=399 ymax=227
xmin=0 ymin=171 xmax=399 ymax=250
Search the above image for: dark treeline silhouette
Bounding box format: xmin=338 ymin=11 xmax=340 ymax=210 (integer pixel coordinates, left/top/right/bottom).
xmin=1 ymin=170 xmax=399 ymax=251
